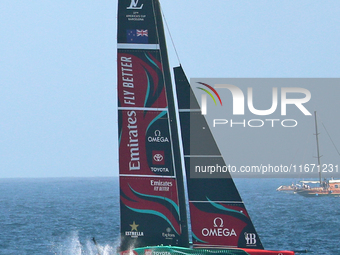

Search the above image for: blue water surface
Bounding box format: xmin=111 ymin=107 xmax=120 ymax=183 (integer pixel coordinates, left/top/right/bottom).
xmin=0 ymin=178 xmax=338 ymax=254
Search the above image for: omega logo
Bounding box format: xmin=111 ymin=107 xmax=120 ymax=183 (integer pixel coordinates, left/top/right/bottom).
xmin=202 ymin=217 xmax=237 ymax=237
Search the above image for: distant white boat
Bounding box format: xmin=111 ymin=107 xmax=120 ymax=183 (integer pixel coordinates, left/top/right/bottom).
xmin=278 ymin=111 xmax=340 ymax=197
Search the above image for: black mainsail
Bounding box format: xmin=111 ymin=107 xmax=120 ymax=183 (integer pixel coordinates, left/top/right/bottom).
xmin=174 ymin=66 xmax=263 ymax=249
xmin=118 ymin=0 xmax=188 ymax=251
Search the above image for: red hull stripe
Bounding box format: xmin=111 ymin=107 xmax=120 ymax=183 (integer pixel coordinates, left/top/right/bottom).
xmin=240 ymin=248 xmax=295 ymax=255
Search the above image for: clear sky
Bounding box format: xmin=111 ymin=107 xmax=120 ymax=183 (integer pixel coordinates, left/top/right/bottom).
xmin=1 ymin=0 xmax=340 ymax=178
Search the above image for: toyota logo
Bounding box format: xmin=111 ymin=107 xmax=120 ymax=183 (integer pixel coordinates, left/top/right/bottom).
xmin=153 ymin=154 xmax=163 ymax=162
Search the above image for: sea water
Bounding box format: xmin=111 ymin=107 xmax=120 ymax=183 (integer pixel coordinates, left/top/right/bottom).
xmin=0 ymin=177 xmax=339 ymax=254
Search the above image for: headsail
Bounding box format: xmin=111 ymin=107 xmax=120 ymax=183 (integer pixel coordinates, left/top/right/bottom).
xmin=118 ymin=0 xmax=188 ymax=251
xmin=174 ymin=66 xmax=263 ymax=250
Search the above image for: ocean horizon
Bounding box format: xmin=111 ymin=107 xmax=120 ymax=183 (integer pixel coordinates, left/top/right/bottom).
xmin=0 ymin=177 xmax=338 ymax=254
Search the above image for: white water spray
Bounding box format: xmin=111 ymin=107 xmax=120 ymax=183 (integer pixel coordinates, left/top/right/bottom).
xmin=52 ymin=231 xmax=119 ymax=255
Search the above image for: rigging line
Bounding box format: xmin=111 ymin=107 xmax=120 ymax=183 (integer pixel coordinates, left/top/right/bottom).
xmin=318 ymin=112 xmax=340 ymax=157
xmin=153 ymin=1 xmax=179 ymax=179
xmin=321 ymin=121 xmax=340 ymax=157
xmin=160 ymin=3 xmax=181 ymax=64
xmin=153 ymin=0 xmax=187 ymax=228
xmin=157 ymin=2 xmax=190 ymax=243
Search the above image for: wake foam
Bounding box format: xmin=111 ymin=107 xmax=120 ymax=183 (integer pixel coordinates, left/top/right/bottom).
xmin=53 ymin=231 xmax=118 ymax=255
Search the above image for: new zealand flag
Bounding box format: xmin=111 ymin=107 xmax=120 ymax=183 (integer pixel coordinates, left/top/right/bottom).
xmin=127 ymin=29 xmax=148 ymax=43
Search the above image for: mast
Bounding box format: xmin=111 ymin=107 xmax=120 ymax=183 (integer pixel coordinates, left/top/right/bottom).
xmin=314 ymin=111 xmax=322 ymax=186
xmin=153 ymin=0 xmax=189 ymax=247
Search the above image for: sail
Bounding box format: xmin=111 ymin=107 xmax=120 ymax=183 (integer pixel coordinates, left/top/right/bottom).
xmin=174 ymin=66 xmax=264 ymax=250
xmin=117 ymin=0 xmax=188 ymax=251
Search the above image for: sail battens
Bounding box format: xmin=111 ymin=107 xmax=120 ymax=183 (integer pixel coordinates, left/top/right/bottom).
xmin=184 ymin=155 xmax=221 ymax=158
xmin=179 ymin=109 xmax=201 ymax=112
xmin=189 ymin=201 xmax=244 ymax=204
xmin=117 ymin=43 xmax=160 ymax=50
xmin=118 ymin=107 xmax=168 ymax=111
xmin=119 ymin=174 xmax=176 ymax=178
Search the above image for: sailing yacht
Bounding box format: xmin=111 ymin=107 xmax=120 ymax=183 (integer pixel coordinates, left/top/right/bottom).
xmin=277 ymin=112 xmax=340 ymax=197
xmin=296 ymin=112 xmax=340 ymax=196
xmin=117 ymin=0 xmax=295 ymax=254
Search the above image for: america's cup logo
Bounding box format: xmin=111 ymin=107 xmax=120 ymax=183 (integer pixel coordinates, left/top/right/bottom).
xmin=127 ymin=0 xmax=143 ymax=9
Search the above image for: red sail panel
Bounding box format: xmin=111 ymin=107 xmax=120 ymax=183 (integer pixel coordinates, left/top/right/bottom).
xmin=120 ymin=176 xmax=181 ymax=238
xmin=118 ymin=52 xmax=167 ymax=109
xmin=189 ymin=202 xmax=261 ymax=248
xmin=119 ymin=109 xmax=174 ymax=176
